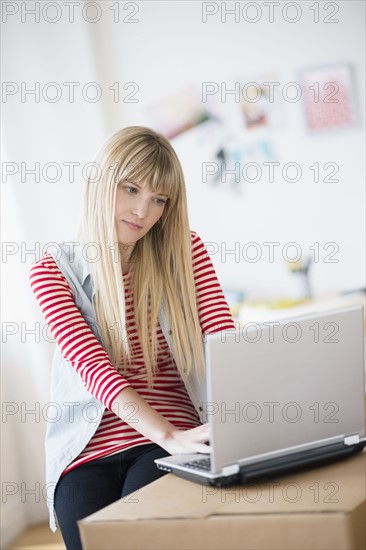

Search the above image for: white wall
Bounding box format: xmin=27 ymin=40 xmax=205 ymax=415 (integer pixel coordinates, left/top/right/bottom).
xmin=1 ymin=1 xmax=364 ymax=546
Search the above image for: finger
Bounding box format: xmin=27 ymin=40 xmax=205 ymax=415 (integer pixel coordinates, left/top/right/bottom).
xmin=198 ymin=423 xmax=210 ymax=432
xmin=190 ymin=424 xmax=209 ymax=435
xmin=196 ymin=430 xmax=210 ymax=443
xmin=197 ymin=444 xmax=212 ymax=454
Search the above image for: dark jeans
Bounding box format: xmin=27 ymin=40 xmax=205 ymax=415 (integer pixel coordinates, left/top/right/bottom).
xmin=54 ymin=443 xmax=169 ymax=550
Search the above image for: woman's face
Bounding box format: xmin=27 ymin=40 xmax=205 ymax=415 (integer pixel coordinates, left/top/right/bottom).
xmin=114 ymin=180 xmax=168 ymax=250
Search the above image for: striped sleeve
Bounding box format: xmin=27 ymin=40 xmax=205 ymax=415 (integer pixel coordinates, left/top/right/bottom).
xmin=191 ymin=231 xmax=236 ymax=333
xmin=29 ymin=254 xmax=131 ymax=410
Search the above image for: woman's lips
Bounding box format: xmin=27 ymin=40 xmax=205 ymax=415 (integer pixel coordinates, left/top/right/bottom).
xmin=123 ymin=220 xmax=143 ymax=230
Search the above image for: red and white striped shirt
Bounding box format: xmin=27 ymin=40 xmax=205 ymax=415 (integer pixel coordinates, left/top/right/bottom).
xmin=29 ymin=231 xmax=235 ymax=474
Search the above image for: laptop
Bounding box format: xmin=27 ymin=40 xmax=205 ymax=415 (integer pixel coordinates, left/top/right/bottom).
xmin=155 ymin=304 xmax=366 ymax=486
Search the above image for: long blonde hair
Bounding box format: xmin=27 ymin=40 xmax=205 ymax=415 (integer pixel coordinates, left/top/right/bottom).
xmin=77 ymin=126 xmax=205 ymax=387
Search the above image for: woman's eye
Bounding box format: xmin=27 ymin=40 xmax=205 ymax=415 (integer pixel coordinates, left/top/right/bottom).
xmin=122 ymin=185 xmax=167 ymax=204
xmin=125 ymin=186 xmax=137 ymax=194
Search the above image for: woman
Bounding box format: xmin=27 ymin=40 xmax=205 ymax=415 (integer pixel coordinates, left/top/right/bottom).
xmin=30 ymin=126 xmax=235 ymax=550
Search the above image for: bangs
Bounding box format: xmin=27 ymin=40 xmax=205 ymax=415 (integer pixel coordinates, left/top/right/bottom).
xmin=117 ymin=142 xmax=180 ymax=203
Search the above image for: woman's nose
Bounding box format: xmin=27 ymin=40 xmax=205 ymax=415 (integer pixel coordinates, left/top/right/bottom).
xmin=132 ymin=199 xmax=148 ymax=218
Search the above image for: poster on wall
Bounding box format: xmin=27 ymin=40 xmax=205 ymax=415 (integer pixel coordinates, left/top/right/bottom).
xmin=239 ymin=78 xmax=284 ymax=131
xmin=146 ymin=84 xmax=212 ymax=140
xmin=300 ymin=64 xmax=357 ymax=131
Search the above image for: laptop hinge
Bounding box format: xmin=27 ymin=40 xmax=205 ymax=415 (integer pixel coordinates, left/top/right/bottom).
xmin=222 ymin=464 xmax=240 ymax=476
xmin=344 ymin=435 xmax=361 ymax=446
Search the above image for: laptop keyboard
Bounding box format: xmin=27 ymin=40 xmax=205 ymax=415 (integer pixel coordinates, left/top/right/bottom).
xmin=180 ymin=457 xmax=211 ymax=471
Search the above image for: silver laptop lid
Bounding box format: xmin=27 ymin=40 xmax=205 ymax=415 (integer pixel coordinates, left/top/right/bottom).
xmin=204 ymin=305 xmax=365 ymax=473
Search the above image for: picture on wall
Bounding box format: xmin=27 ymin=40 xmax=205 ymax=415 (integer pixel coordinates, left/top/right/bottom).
xmin=147 ymin=84 xmax=211 ymax=140
xmin=300 ymin=64 xmax=357 ymax=131
xmin=240 ymin=83 xmax=270 ymax=129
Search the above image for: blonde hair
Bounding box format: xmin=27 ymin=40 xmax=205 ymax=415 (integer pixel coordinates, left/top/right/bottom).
xmin=77 ymin=126 xmax=205 ymax=387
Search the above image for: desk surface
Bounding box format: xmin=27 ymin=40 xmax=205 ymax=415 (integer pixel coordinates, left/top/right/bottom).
xmin=237 ymin=291 xmax=365 ymax=324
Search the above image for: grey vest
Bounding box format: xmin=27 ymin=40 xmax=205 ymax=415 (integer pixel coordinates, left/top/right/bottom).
xmin=45 ymin=242 xmax=206 ymax=531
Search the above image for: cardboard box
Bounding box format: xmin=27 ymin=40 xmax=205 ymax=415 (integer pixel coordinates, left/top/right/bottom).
xmin=79 ymin=451 xmax=366 ymax=550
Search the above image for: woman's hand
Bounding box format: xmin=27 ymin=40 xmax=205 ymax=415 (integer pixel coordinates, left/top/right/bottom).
xmin=113 ymin=387 xmax=211 ymax=455
xmin=159 ymin=423 xmax=211 ymax=455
